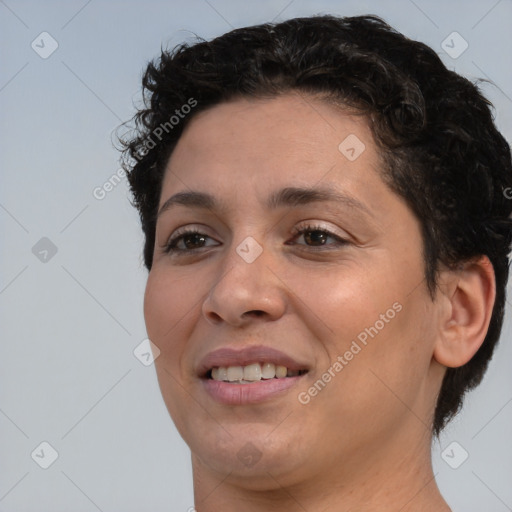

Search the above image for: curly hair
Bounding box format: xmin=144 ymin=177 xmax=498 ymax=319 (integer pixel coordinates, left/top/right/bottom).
xmin=118 ymin=14 xmax=512 ymax=435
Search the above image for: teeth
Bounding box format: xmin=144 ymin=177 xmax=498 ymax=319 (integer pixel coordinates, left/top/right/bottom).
xmin=261 ymin=363 xmax=276 ymax=379
xmin=210 ymin=363 xmax=305 ymax=382
xmin=275 ymin=365 xmax=287 ymax=378
xmin=212 ymin=367 xmax=227 ymax=381
xmin=226 ymin=366 xmax=244 ymax=381
xmin=243 ymin=363 xmax=261 ymax=381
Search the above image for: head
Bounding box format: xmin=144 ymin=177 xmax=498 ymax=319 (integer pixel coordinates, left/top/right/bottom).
xmin=120 ymin=14 xmax=511 ymax=484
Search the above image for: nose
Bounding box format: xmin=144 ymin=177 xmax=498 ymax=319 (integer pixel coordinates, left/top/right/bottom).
xmin=201 ymin=242 xmax=287 ymax=327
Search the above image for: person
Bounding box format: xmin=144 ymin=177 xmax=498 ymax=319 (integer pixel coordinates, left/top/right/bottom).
xmin=118 ymin=14 xmax=512 ymax=511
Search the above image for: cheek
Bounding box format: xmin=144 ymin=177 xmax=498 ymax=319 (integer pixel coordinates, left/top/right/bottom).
xmin=306 ymin=298 xmax=434 ymax=447
xmin=143 ymin=270 xmax=200 ymax=361
xmin=341 ymin=292 xmax=437 ymax=426
xmin=306 ymin=258 xmax=433 ymax=408
xmin=143 ymin=270 xmax=201 ymax=434
xmin=287 ymin=260 xmax=401 ymax=351
xmin=143 ymin=272 xmax=169 ymax=341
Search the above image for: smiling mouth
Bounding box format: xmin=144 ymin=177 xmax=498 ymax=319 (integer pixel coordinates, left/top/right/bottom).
xmin=207 ymin=362 xmax=309 ymax=384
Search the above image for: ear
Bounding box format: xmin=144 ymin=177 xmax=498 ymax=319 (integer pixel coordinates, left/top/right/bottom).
xmin=433 ymin=256 xmax=496 ymax=368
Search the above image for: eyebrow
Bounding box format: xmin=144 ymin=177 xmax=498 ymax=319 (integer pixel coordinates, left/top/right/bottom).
xmin=157 ymin=186 xmax=373 ymax=218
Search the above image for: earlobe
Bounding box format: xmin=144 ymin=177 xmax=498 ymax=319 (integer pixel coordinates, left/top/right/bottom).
xmin=433 ymin=256 xmax=496 ymax=368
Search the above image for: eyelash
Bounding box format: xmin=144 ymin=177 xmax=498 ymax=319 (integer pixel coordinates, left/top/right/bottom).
xmin=288 ymin=224 xmax=349 ymax=250
xmin=163 ymin=223 xmax=349 ymax=255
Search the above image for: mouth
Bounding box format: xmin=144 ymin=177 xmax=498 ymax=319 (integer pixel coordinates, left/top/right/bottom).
xmin=198 ymin=345 xmax=310 ymax=405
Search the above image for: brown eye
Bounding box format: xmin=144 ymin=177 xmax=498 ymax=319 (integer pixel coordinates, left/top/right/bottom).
xmin=303 ymin=230 xmax=329 ymax=246
xmin=291 ymin=224 xmax=348 ymax=248
xmin=181 ymin=233 xmax=208 ymax=249
xmin=164 ymin=230 xmax=219 ymax=254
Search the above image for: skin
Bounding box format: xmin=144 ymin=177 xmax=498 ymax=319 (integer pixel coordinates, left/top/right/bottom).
xmin=144 ymin=93 xmax=495 ymax=511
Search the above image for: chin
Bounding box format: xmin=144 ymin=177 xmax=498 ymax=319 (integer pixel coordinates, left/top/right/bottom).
xmin=188 ymin=421 xmax=315 ymax=488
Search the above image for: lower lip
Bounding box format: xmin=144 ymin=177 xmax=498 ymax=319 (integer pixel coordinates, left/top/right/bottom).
xmin=202 ymin=375 xmax=306 ymax=405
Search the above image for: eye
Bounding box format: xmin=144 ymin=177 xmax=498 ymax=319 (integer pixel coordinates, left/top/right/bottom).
xmin=164 ymin=228 xmax=220 ymax=254
xmin=163 ymin=223 xmax=348 ymax=256
xmin=289 ymin=223 xmax=349 ymax=248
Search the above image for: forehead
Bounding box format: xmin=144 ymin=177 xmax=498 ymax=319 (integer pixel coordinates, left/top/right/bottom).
xmin=160 ymin=93 xmax=387 ymax=212
xmin=170 ymin=93 xmax=374 ymax=163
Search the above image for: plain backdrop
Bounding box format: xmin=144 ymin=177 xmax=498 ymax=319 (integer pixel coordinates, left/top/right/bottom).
xmin=1 ymin=0 xmax=511 ymax=511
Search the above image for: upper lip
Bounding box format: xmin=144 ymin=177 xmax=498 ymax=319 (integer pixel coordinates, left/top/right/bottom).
xmin=197 ymin=345 xmax=310 ymax=378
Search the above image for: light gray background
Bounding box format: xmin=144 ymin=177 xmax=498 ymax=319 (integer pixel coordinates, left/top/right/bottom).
xmin=1 ymin=0 xmax=511 ymax=511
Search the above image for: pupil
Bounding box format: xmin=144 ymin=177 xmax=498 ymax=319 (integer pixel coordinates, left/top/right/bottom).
xmin=306 ymin=230 xmax=326 ymax=245
xmin=185 ymin=234 xmax=205 ymax=249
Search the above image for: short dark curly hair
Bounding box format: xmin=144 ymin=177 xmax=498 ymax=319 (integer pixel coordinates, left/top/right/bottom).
xmin=118 ymin=14 xmax=512 ymax=436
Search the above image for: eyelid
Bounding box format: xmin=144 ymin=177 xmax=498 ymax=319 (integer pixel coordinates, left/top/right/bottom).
xmin=291 ymin=221 xmax=349 ymax=241
xmin=165 ymin=223 xmax=215 ymax=241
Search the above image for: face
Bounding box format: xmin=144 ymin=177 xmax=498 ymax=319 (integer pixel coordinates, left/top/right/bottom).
xmin=144 ymin=93 xmax=444 ymax=489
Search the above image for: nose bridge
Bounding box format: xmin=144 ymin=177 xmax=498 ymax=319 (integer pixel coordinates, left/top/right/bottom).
xmin=219 ymin=234 xmax=271 ymax=303
xmin=202 ymin=233 xmax=285 ymax=325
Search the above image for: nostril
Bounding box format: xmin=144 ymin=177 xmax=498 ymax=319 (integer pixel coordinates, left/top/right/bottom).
xmin=244 ymin=310 xmax=265 ymax=317
xmin=205 ymin=311 xmax=223 ymax=323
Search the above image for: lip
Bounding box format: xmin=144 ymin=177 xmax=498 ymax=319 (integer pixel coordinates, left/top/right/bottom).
xmin=197 ymin=345 xmax=310 ymax=378
xmin=203 ymin=375 xmax=305 ymax=405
